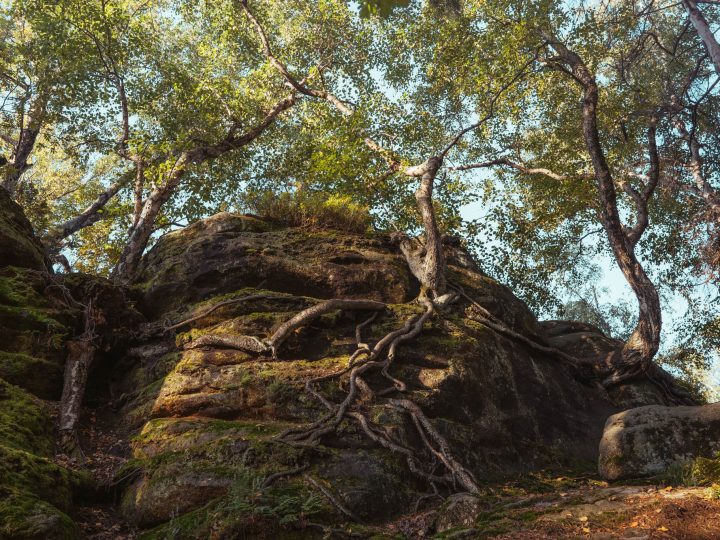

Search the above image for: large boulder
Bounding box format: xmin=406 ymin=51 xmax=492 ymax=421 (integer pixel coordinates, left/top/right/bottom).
xmin=599 ymin=402 xmax=720 ymax=480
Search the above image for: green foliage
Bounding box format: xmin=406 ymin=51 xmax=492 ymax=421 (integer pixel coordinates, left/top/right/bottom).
xmin=240 ymin=188 xmax=373 ymax=234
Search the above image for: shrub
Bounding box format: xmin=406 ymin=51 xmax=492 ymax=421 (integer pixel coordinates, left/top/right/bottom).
xmin=240 ymin=189 xmax=372 ymax=234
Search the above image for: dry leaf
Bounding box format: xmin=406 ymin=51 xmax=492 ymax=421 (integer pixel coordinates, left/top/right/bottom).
xmin=579 ymin=516 xmax=589 ymax=522
xmin=582 ymin=527 xmax=590 ymax=533
xmin=658 ymin=526 xmax=669 ymax=532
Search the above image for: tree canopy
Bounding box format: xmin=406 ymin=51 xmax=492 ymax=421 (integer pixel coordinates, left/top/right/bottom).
xmin=1 ymin=0 xmax=718 ymax=397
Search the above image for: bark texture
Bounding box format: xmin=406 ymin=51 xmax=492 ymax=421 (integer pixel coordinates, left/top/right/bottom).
xmin=58 ymin=340 xmax=97 ymax=454
xmin=546 ymin=37 xmax=662 ymax=385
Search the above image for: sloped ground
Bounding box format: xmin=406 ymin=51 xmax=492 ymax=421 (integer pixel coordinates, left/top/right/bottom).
xmin=387 ymin=473 xmax=720 ymax=539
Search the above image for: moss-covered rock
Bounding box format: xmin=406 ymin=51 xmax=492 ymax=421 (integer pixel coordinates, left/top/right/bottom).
xmin=599 ymin=402 xmax=720 ymax=480
xmin=106 ymin=213 xmax=676 ymax=536
xmin=0 ymin=379 xmax=82 ymax=540
xmin=0 ymin=188 xmax=48 ymax=271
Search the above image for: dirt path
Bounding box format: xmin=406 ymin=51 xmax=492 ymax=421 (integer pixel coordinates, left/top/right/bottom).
xmin=54 ymin=404 xmax=138 ymax=540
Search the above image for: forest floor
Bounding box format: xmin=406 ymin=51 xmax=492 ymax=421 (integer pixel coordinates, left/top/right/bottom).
xmin=387 ymin=471 xmax=720 ymax=539
xmin=54 ymin=403 xmax=720 ymax=540
xmin=53 ymin=402 xmax=139 ymax=540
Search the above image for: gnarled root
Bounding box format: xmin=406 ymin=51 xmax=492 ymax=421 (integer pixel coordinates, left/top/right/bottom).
xmin=183 ymin=298 xmax=386 ymax=358
xmin=280 ymin=296 xmax=480 ymax=495
xmin=602 ymin=350 xmax=696 ymax=405
xmin=388 ymin=398 xmax=479 ymax=493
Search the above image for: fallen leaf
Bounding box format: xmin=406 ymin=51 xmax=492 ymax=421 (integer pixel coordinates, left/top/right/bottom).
xmin=658 ymin=526 xmax=669 ymax=532
xmin=579 ymin=516 xmax=588 ymax=522
xmin=582 ymin=527 xmax=590 ymax=533
xmin=630 ymin=521 xmax=639 ymax=528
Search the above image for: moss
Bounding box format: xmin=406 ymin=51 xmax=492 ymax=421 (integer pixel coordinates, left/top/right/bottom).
xmin=141 ymin=477 xmax=325 ymax=540
xmin=691 ymin=453 xmax=720 ymax=485
xmin=0 ymin=379 xmax=82 ymax=539
xmin=0 ymin=445 xmax=78 ymax=510
xmin=0 ymin=379 xmax=53 ymax=454
xmin=0 ymin=351 xmax=63 ymax=398
xmin=659 ymin=452 xmax=720 ymax=487
xmin=0 ymin=487 xmax=79 ymax=540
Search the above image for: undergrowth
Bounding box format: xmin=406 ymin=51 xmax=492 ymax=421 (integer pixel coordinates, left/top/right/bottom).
xmin=240 ymin=189 xmax=372 ymax=234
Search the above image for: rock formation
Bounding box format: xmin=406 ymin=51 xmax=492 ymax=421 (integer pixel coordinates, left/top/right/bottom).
xmin=0 ymin=202 xmax=711 ymax=539
xmin=599 ymin=403 xmax=720 ymax=480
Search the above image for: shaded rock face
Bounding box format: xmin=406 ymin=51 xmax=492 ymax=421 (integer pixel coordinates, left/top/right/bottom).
xmin=0 ymin=188 xmax=48 ymax=271
xmin=0 ymin=192 xmax=144 ymax=539
xmin=599 ymin=403 xmax=720 ymax=481
xmin=110 ymin=212 xmax=669 ymax=537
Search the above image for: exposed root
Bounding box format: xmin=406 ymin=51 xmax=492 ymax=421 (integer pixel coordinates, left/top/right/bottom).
xmin=183 ymin=298 xmax=385 ymax=358
xmin=389 ymin=398 xmax=479 ymax=493
xmin=162 ymin=293 xmax=279 ymax=332
xmin=277 ymin=295 xmax=481 ymax=496
xmin=184 ymin=334 xmax=269 ymax=353
xmin=304 ymin=474 xmax=363 ymax=523
xmin=603 ymin=354 xmax=696 ymax=405
xmin=414 ymin=482 xmax=441 ymax=512
xmin=268 ymin=299 xmax=385 ymax=357
xmin=450 ymin=282 xmax=588 ymax=369
xmin=454 ymin=282 xmax=695 ymax=405
xmin=282 ymin=299 xmax=434 ymax=444
xmin=261 ymin=463 xmax=309 ymax=489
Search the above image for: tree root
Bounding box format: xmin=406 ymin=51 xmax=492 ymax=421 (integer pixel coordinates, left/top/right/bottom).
xmin=304 ymin=474 xmax=363 ymax=523
xmin=261 ymin=463 xmax=310 ymax=489
xmin=277 ymin=295 xmax=481 ymax=497
xmin=184 ymin=298 xmax=385 ymax=357
xmin=452 ymin=282 xmax=695 ymax=405
xmin=162 ymin=293 xmax=280 ymax=332
xmin=388 ymin=398 xmax=479 ymax=493
xmin=602 ymin=353 xmax=696 ymax=405
xmin=449 ymin=282 xmax=587 ymax=369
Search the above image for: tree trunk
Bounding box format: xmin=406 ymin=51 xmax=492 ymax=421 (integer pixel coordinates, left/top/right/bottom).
xmin=683 ymin=0 xmax=720 ymax=76
xmin=548 ymin=39 xmax=662 ymax=384
xmin=398 ymin=157 xmax=447 ymax=297
xmin=414 ymin=157 xmax=446 ymax=296
xmin=58 ymin=339 xmax=96 ymax=454
xmin=112 ymin=166 xmax=185 ymax=282
xmin=1 ymin=94 xmax=47 ymax=196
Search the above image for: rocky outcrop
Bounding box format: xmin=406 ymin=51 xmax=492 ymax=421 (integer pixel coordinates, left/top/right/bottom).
xmin=110 ymin=212 xmax=671 ymax=537
xmin=0 ymin=193 xmax=142 ymax=539
xmin=599 ymin=403 xmax=720 ymax=480
xmin=0 ymin=199 xmax=688 ymax=539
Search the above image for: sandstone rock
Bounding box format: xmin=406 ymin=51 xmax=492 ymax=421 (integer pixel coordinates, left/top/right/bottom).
xmin=0 ymin=188 xmax=48 ymax=271
xmin=111 ymin=214 xmax=673 ymax=535
xmin=599 ymin=403 xmax=720 ymax=480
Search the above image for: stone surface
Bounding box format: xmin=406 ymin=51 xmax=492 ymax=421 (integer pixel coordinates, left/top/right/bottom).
xmin=0 ymin=188 xmax=48 ymax=271
xmin=112 ymin=212 xmax=671 ymax=536
xmin=599 ymin=402 xmax=720 ymax=480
